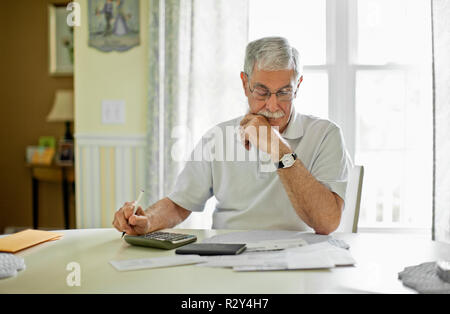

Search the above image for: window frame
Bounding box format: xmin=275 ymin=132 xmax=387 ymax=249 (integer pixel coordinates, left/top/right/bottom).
xmin=326 ymin=0 xmax=432 ymax=234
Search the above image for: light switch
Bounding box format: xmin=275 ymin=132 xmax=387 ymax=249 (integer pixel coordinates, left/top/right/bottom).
xmin=102 ymin=100 xmax=126 ymax=124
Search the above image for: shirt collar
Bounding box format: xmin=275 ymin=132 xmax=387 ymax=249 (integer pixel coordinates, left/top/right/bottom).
xmin=281 ymin=105 xmax=304 ymax=140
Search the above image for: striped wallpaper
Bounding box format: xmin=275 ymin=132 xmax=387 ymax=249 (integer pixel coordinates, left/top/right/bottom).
xmin=75 ymin=134 xmax=146 ymax=228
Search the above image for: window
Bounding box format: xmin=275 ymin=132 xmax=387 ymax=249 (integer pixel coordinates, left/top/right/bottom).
xmin=249 ymin=0 xmax=433 ymax=233
xmin=354 ymin=0 xmax=432 ymax=232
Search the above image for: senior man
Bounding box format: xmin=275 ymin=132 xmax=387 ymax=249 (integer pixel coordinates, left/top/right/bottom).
xmin=113 ymin=37 xmax=349 ymax=235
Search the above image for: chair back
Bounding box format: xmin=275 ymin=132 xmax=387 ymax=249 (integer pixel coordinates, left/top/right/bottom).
xmin=336 ymin=165 xmax=364 ymax=233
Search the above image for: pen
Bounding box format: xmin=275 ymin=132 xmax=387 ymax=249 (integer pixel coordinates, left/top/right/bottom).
xmin=121 ymin=189 xmax=145 ymax=239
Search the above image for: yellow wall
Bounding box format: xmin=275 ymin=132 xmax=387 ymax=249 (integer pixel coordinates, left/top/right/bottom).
xmin=73 ymin=0 xmax=149 ymax=228
xmin=74 ymin=0 xmax=148 ymax=135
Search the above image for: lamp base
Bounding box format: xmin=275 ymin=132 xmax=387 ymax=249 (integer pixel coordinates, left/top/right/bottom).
xmin=64 ymin=121 xmax=74 ymax=140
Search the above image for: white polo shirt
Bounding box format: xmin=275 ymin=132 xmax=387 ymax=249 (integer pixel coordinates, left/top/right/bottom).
xmin=168 ymin=107 xmax=350 ymax=231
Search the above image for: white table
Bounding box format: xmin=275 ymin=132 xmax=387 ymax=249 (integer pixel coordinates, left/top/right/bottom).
xmin=1 ymin=229 xmax=449 ymax=294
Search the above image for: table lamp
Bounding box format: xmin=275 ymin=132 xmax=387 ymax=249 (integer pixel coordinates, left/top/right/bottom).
xmin=47 ymin=90 xmax=74 ymax=140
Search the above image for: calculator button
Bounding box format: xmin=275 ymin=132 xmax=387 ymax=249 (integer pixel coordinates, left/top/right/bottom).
xmin=142 ymin=232 xmax=195 ymax=242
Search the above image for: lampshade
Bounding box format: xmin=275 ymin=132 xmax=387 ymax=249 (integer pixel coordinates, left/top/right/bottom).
xmin=47 ymin=90 xmax=74 ymax=122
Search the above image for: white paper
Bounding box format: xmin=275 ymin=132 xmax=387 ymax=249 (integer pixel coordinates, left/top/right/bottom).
xmin=110 ymin=255 xmax=206 ymax=271
xmin=198 ymin=231 xmax=355 ymax=272
xmin=234 ymin=251 xmax=335 ymax=272
xmin=245 ymin=238 xmax=308 ymax=252
xmin=232 ymin=247 xmax=353 ymax=272
xmin=197 ymin=242 xmax=355 ymax=271
xmin=202 ymin=230 xmax=333 ymax=253
xmin=202 ymin=230 xmax=348 ymax=248
xmin=202 ymin=230 xmax=324 ymax=244
xmin=286 ymin=251 xmax=336 ymax=269
xmin=286 ymin=242 xmax=356 ymax=266
xmin=197 ymin=251 xmax=287 ymax=268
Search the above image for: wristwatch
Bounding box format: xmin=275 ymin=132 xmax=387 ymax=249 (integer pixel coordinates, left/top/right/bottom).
xmin=277 ymin=153 xmax=297 ymax=169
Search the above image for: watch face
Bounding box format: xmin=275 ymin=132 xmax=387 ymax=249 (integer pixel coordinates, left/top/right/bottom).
xmin=281 ymin=154 xmax=295 ymax=168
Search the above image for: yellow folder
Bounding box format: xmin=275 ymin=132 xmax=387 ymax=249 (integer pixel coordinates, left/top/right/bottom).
xmin=0 ymin=229 xmax=63 ymax=253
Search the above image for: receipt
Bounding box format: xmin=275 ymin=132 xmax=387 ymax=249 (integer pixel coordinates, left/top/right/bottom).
xmin=110 ymin=255 xmax=206 ymax=271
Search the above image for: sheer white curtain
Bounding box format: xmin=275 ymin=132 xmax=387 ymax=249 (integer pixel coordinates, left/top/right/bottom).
xmin=431 ymin=0 xmax=450 ymax=243
xmin=146 ymin=0 xmax=249 ymax=228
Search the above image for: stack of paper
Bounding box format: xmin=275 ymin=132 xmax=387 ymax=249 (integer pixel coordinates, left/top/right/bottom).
xmin=197 ymin=242 xmax=355 ymax=271
xmin=202 ymin=230 xmax=350 ymax=250
xmin=0 ymin=229 xmax=63 ymax=253
xmin=199 ymin=231 xmax=355 ymax=271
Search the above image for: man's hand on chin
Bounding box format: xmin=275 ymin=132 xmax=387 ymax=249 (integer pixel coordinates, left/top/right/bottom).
xmin=239 ymin=113 xmax=292 ymax=162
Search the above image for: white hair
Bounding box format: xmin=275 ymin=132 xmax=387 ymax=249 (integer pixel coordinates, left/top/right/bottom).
xmin=243 ymin=37 xmax=303 ymax=82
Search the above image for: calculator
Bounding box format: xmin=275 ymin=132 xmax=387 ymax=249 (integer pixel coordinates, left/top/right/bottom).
xmin=124 ymin=231 xmax=197 ymax=250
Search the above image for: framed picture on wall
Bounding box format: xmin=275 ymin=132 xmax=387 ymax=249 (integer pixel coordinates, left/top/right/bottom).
xmin=48 ymin=3 xmax=74 ymax=76
xmin=88 ymin=0 xmax=140 ymax=52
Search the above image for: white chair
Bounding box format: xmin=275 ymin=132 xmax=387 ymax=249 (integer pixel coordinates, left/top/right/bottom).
xmin=336 ymin=165 xmax=364 ymax=233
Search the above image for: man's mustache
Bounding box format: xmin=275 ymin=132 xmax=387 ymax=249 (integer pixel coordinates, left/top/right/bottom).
xmin=257 ymin=109 xmax=285 ymax=119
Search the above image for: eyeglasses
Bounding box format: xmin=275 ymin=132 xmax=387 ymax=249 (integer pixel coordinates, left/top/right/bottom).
xmin=248 ymin=82 xmax=295 ymax=102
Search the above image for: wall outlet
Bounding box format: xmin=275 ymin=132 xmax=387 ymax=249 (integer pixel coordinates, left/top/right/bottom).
xmin=102 ymin=100 xmax=126 ymax=124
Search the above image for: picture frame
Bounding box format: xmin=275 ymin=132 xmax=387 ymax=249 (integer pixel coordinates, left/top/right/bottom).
xmin=56 ymin=140 xmax=74 ymax=165
xmin=48 ymin=3 xmax=74 ymax=76
xmin=88 ymin=0 xmax=140 ymax=52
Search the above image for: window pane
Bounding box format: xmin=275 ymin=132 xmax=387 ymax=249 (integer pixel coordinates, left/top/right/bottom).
xmin=357 ymin=0 xmax=431 ymax=65
xmin=355 ymin=70 xmax=432 ymax=228
xmin=249 ymin=0 xmax=326 ymax=65
xmin=295 ymin=71 xmax=328 ymax=119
